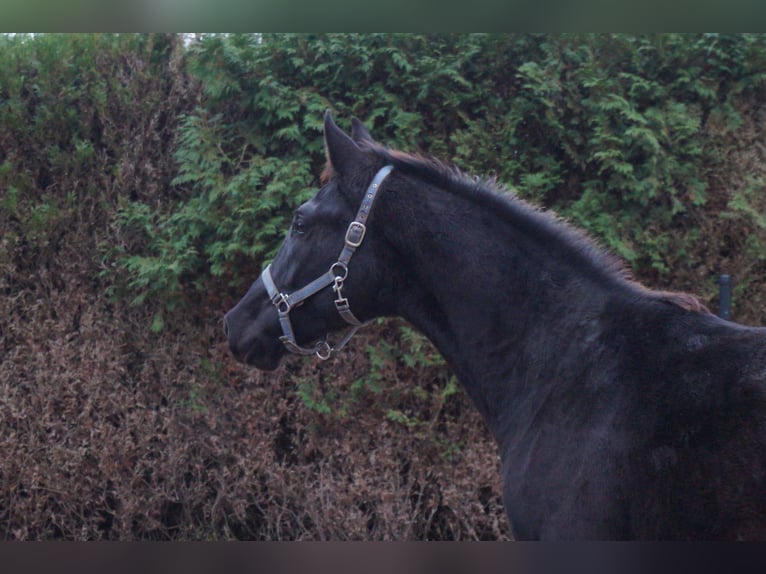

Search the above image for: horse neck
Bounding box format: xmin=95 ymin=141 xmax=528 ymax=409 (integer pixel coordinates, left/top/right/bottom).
xmin=380 ymin=177 xmax=629 ymax=442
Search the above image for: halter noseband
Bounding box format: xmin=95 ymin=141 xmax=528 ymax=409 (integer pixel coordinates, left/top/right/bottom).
xmin=261 ymin=165 xmax=394 ymax=360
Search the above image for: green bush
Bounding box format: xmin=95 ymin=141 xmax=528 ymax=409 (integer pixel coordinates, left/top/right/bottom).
xmin=0 ymin=33 xmax=189 ymax=276
xmin=112 ymin=33 xmax=766 ymax=315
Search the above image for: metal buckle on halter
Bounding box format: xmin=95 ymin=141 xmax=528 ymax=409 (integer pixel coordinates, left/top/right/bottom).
xmin=271 ymin=292 xmax=291 ymax=315
xmin=345 ymin=221 xmax=366 ymax=248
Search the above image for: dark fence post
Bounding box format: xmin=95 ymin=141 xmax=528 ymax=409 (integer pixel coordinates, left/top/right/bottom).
xmin=718 ymin=274 xmax=732 ymax=320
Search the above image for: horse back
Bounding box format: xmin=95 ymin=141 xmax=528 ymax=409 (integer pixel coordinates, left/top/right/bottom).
xmin=616 ymin=297 xmax=766 ymax=539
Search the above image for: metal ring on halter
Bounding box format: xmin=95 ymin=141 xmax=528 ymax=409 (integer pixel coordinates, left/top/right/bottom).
xmin=315 ymin=341 xmax=333 ymax=361
xmin=330 ymin=261 xmax=349 ymax=281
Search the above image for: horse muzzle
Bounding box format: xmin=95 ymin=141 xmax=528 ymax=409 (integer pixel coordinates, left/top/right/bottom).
xmin=223 ymin=280 xmax=286 ymax=371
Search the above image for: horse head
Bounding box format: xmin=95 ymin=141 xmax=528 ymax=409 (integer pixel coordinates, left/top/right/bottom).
xmin=224 ymin=111 xmax=396 ymax=370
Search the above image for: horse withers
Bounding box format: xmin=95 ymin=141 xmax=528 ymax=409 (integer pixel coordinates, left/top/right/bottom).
xmin=224 ymin=111 xmax=766 ymax=540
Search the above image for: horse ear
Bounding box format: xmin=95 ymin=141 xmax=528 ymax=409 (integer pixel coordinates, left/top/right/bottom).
xmin=324 ymin=110 xmax=365 ymax=177
xmin=350 ymin=117 xmax=375 ymax=145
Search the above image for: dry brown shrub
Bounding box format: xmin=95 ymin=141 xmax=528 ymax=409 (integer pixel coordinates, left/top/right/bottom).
xmin=1 ymin=213 xmax=508 ymax=539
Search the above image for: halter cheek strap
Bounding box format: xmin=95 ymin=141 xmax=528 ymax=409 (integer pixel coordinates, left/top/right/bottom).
xmin=261 ymin=165 xmax=394 ymax=360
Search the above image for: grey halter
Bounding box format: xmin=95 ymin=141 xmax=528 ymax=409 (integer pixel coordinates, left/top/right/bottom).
xmin=261 ymin=165 xmax=394 ymax=360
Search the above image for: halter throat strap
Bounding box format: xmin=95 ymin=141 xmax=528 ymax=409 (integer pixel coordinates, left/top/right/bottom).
xmin=261 ymin=165 xmax=394 ymax=360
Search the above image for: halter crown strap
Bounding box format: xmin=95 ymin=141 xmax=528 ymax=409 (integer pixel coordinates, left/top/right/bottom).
xmin=337 ymin=164 xmax=393 ymax=265
xmin=262 ymin=165 xmax=393 ymax=360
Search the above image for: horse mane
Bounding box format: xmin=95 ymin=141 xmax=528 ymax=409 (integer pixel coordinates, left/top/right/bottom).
xmin=373 ymin=146 xmax=628 ymax=278
xmin=366 ymin=144 xmax=710 ymax=315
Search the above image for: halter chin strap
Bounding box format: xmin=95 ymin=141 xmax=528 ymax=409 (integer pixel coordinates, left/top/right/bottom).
xmin=261 ymin=165 xmax=394 ymax=360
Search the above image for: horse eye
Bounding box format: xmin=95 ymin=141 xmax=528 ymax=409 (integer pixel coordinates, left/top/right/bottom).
xmin=292 ymin=215 xmax=307 ymax=235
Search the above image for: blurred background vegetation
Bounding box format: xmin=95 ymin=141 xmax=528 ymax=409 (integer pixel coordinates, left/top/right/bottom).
xmin=2 ymin=33 xmax=766 ymax=539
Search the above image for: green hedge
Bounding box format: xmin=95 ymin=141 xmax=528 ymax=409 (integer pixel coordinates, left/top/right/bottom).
xmin=5 ymin=33 xmax=765 ymax=315
xmin=0 ymin=33 xmax=189 ymax=283
xmin=109 ymin=33 xmax=766 ymax=318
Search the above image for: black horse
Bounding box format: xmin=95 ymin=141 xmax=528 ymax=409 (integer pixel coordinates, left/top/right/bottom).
xmin=224 ymin=111 xmax=766 ymax=540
